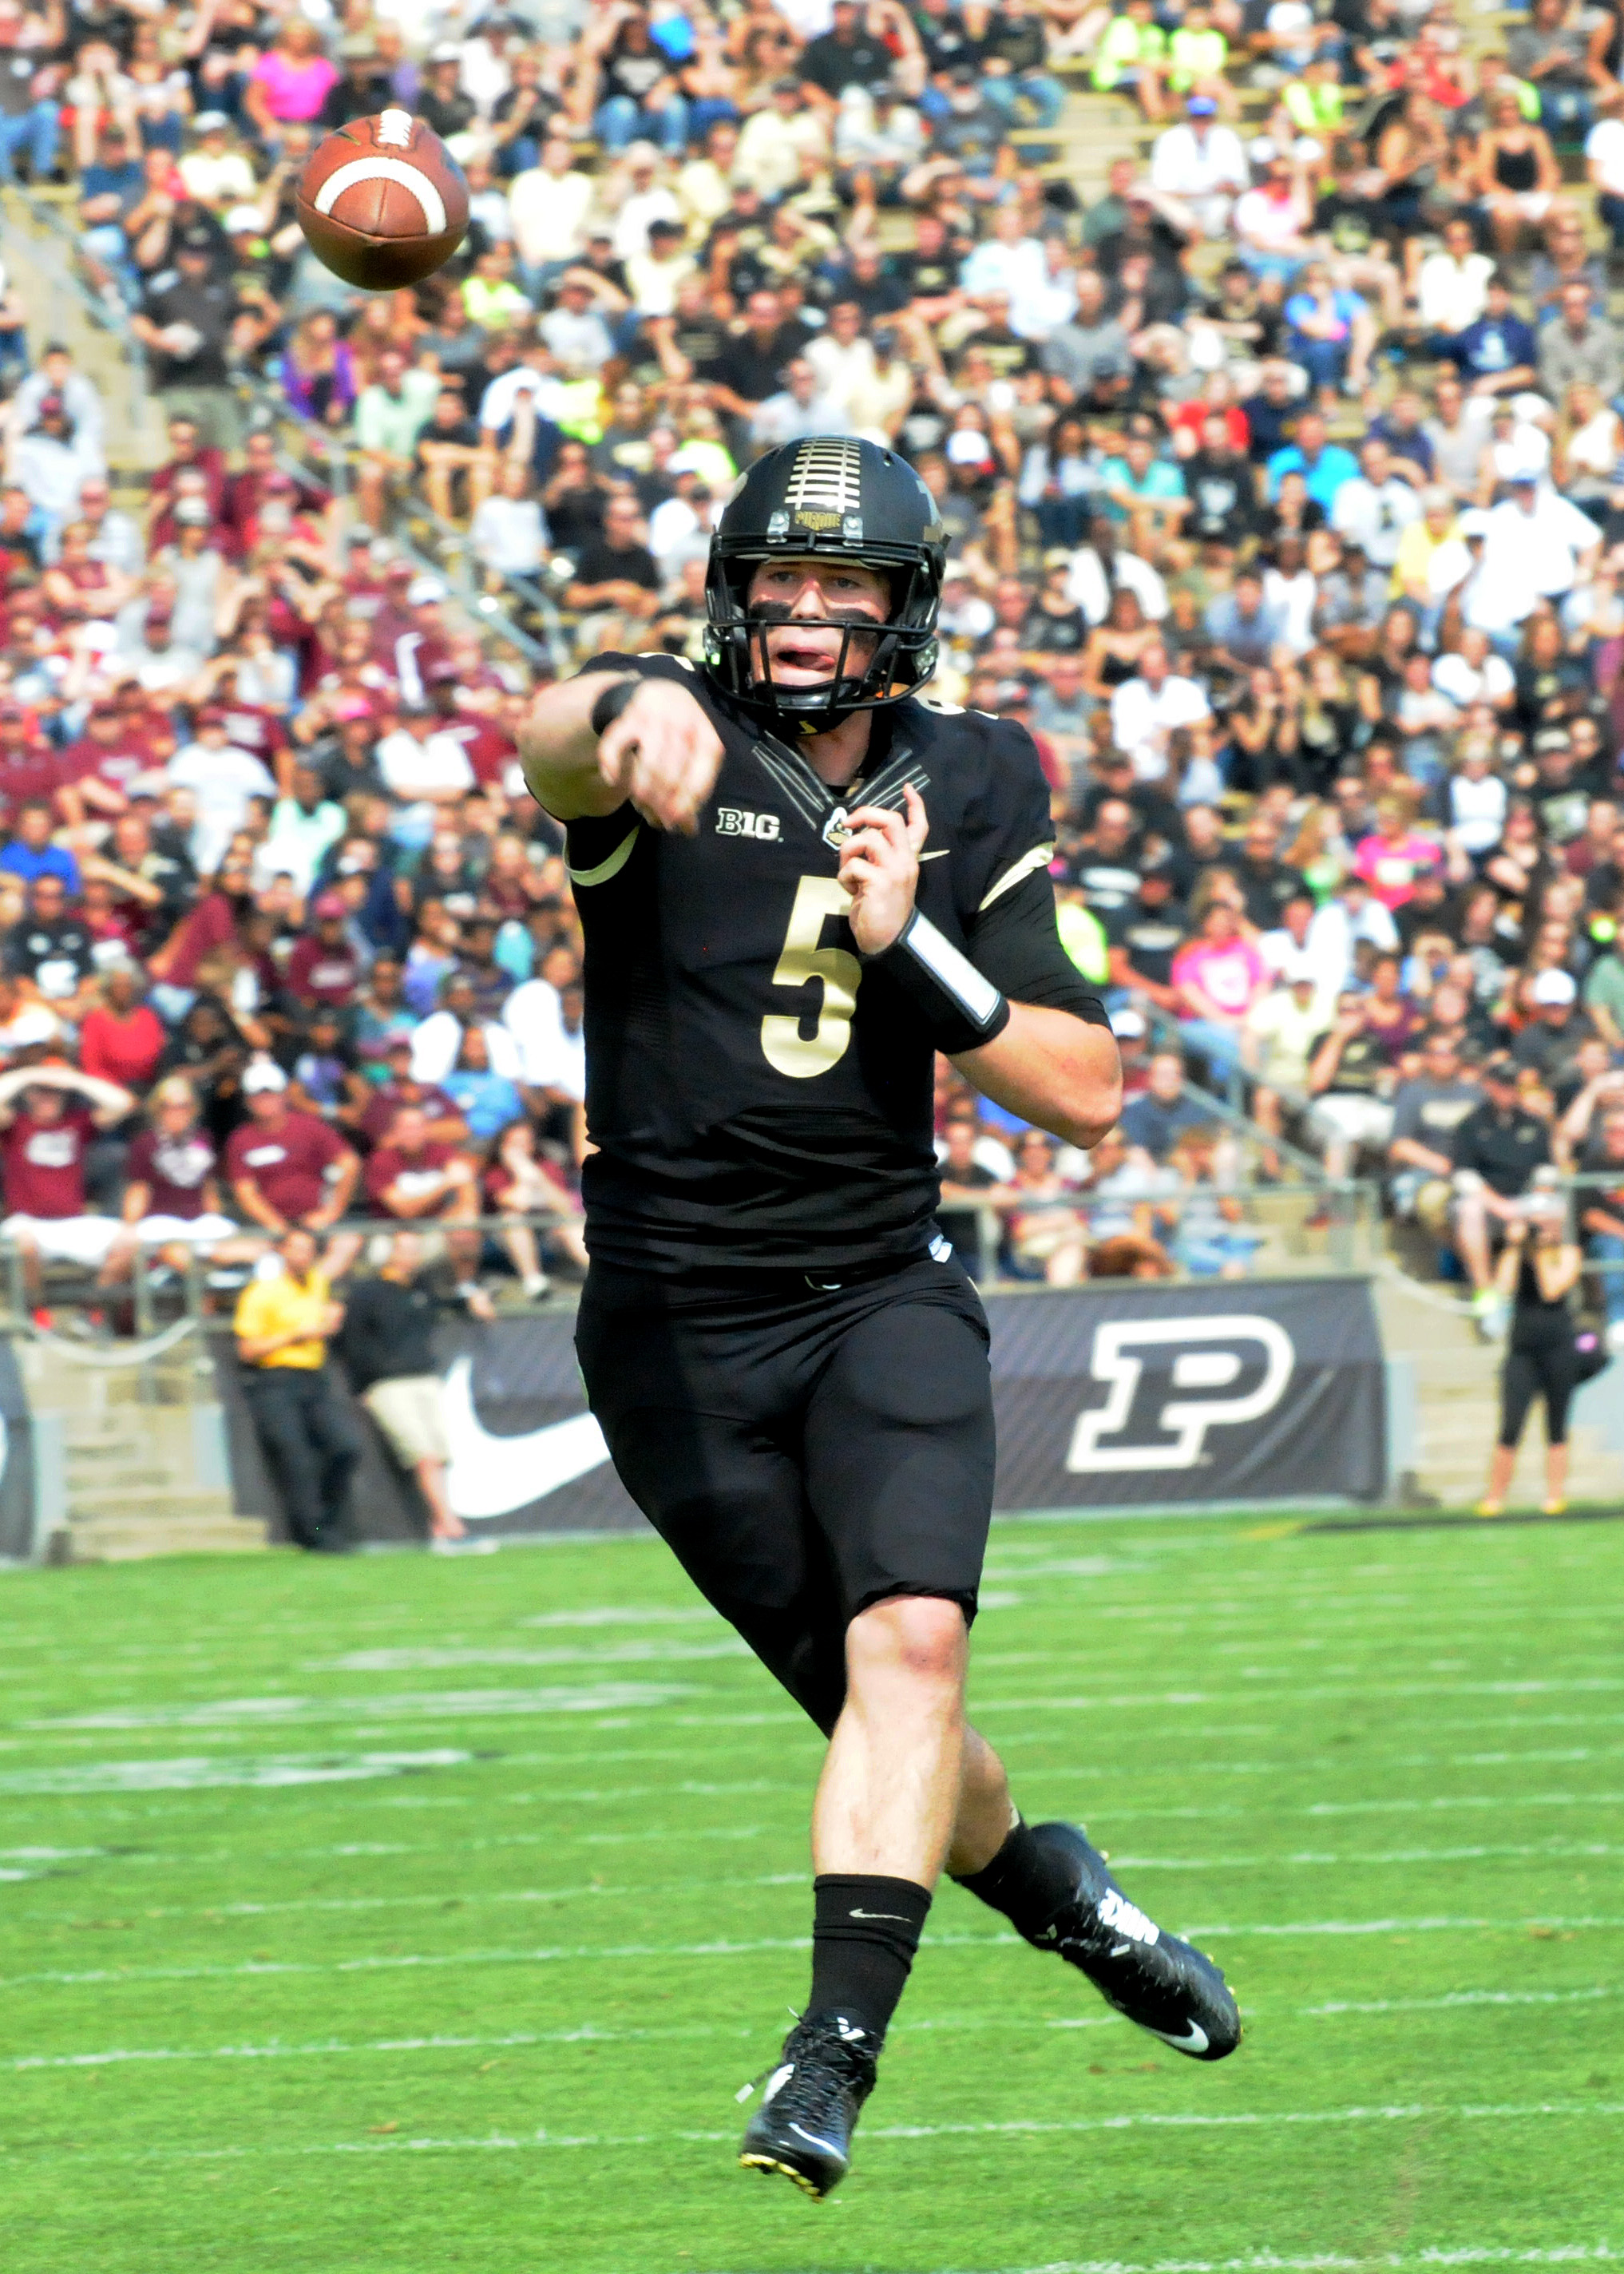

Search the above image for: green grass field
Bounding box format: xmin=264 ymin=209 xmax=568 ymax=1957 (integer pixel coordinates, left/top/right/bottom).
xmin=1 ymin=1512 xmax=1620 ymax=2273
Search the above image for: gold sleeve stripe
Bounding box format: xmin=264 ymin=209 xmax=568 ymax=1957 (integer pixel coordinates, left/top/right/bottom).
xmin=567 ymin=823 xmax=641 ymax=889
xmin=977 ymin=842 xmax=1056 ymax=913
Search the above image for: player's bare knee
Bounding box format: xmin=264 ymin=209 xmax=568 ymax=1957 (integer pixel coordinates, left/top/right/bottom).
xmin=849 ymin=1593 xmax=967 ymax=1691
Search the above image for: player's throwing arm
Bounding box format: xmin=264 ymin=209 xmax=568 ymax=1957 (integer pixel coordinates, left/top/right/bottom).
xmin=520 ymin=670 xmax=725 ymax=834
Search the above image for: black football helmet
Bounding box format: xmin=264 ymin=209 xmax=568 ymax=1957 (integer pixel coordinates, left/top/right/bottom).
xmin=703 ymin=437 xmax=948 ymax=726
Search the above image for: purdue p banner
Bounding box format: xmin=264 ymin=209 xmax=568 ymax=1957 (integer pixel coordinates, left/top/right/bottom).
xmin=987 ymin=1278 xmax=1387 ymax=1511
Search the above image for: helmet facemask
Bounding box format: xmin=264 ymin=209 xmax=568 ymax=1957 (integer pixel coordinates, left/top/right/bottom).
xmin=703 ymin=548 xmax=941 ymax=727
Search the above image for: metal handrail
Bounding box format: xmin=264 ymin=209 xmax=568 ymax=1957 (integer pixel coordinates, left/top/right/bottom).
xmin=237 ymin=372 xmax=560 ymax=672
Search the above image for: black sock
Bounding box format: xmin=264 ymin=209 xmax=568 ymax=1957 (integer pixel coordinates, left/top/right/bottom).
xmin=952 ymin=1818 xmax=1077 ymax=1941
xmin=808 ymin=1874 xmax=932 ymax=2044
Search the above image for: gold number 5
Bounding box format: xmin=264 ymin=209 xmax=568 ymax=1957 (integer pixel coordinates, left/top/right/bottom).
xmin=761 ymin=874 xmax=862 ymax=1079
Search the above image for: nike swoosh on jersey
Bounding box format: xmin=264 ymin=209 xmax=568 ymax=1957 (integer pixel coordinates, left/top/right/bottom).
xmin=849 ymin=1908 xmax=910 ymax=1922
xmin=919 ymin=848 xmax=949 ymax=860
xmin=442 ymin=1355 xmax=612 ymax=1520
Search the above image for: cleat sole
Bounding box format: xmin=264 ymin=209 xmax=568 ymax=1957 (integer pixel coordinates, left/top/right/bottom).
xmin=739 ymin=2149 xmax=834 ymax=2197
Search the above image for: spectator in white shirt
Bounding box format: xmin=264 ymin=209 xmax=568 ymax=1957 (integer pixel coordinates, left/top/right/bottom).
xmin=735 ymin=77 xmax=831 ymax=197
xmin=806 ymin=300 xmax=878 ymax=416
xmin=608 ymin=145 xmax=683 ymax=260
xmin=1330 ymin=438 xmax=1422 ymax=569
xmin=375 ymin=708 xmax=477 ymax=806
xmin=1416 ymin=217 xmax=1495 ymax=342
xmin=1150 ymin=99 xmax=1248 ymax=237
xmin=1432 ymin=624 xmax=1515 ymax=711
xmin=1109 ymin=642 xmax=1211 ymax=778
xmin=167 ymin=716 xmax=277 ymax=875
xmin=1586 ymin=87 xmax=1624 ymax=254
xmin=961 ymin=207 xmax=1052 ymax=326
xmin=1065 ymin=518 xmax=1168 ymax=624
xmin=537 ymin=277 xmax=618 ymax=373
xmin=411 ymin=974 xmax=525 ymax=1084
xmin=469 ymin=462 xmax=549 ymax=580
xmin=1468 ymin=474 xmax=1602 ymax=638
xmin=509 ymin=137 xmax=595 ymax=295
xmin=1448 ymin=740 xmax=1511 ymax=856
xmin=624 ymin=219 xmax=697 ymax=316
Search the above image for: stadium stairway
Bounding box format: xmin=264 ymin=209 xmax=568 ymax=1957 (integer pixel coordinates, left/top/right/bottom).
xmin=2 ymin=186 xmax=164 ymax=474
xmin=20 ymin=1339 xmax=265 ymax=1563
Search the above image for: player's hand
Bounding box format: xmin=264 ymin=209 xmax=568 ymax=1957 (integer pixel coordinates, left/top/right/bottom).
xmin=598 ymin=678 xmax=725 ymax=835
xmin=838 ymin=783 xmax=928 ymax=954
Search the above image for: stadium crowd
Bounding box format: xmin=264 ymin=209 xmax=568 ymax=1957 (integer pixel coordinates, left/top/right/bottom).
xmin=0 ymin=0 xmax=1622 ymax=1333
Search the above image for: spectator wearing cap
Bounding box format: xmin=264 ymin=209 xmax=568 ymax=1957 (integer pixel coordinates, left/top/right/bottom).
xmin=317 ymin=34 xmax=395 ymax=132
xmin=285 ymin=891 xmax=366 ymax=1012
xmin=1149 ymin=96 xmax=1247 ymax=236
xmin=167 ymin=707 xmax=276 ymax=875
xmin=374 ymin=701 xmax=477 ymax=822
xmin=0 ymin=1061 xmax=137 ymax=1322
xmin=538 ymin=273 xmax=620 ymax=373
xmin=226 ymin=1057 xmax=362 ymax=1271
xmin=1448 ymin=1057 xmax=1554 ymax=1335
xmin=232 ymin=1223 xmax=362 ymax=1554
xmin=176 ymin=113 xmax=256 ymax=212
xmin=10 ymin=392 xmax=105 ymax=533
xmin=1242 ymin=957 xmax=1328 ymax=1177
xmin=1469 ymin=475 xmax=1602 ymax=644
xmin=735 ymin=76 xmax=831 ymax=200
xmin=1513 ymin=965 xmax=1597 ymax=1085
xmin=129 ymin=227 xmax=244 ymax=453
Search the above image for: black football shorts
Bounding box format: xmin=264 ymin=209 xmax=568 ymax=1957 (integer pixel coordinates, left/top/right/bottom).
xmin=575 ymin=1253 xmax=996 ymax=1736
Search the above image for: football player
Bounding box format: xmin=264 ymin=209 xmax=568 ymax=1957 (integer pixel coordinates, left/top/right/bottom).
xmin=520 ymin=438 xmax=1240 ymax=2198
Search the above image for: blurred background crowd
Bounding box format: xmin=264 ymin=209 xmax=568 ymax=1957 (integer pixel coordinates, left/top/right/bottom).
xmin=0 ymin=0 xmax=1623 ymax=1337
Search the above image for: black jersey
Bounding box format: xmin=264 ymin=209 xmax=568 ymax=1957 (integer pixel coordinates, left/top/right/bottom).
xmin=554 ymin=652 xmax=1091 ymax=1277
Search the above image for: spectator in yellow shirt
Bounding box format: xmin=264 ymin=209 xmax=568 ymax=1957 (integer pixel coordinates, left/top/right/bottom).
xmin=233 ymin=1227 xmax=363 ymax=1553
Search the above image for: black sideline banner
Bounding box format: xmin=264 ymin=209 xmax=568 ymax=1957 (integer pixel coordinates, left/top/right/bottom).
xmin=212 ymin=1276 xmax=1386 ymax=1543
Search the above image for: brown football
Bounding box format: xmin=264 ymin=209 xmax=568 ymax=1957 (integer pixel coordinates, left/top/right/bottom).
xmin=295 ymin=109 xmax=469 ymax=291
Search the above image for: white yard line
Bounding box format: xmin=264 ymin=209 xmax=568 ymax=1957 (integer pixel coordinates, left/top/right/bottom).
xmin=6 ymin=1910 xmax=1620 ymax=1994
xmin=16 ymin=2101 xmax=1619 ymax=2170
xmin=12 ymin=1987 xmax=1618 ymax=2075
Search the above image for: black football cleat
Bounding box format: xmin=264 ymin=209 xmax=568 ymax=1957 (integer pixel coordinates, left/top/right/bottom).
xmin=1027 ymin=1821 xmax=1241 ymax=2060
xmin=739 ymin=2012 xmax=878 ymax=2197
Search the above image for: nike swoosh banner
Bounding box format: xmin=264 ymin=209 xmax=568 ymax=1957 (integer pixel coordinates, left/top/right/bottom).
xmin=208 ymin=1276 xmax=1386 ymax=1543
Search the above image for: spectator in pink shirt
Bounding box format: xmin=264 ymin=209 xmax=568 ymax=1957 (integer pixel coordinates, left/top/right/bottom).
xmin=1170 ymin=893 xmax=1270 ymax=1082
xmin=244 ymin=22 xmax=340 ymax=145
xmin=1353 ymin=798 xmax=1445 ymax=909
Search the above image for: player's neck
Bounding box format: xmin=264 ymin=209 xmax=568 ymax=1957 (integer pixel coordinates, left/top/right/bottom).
xmin=798 ymin=708 xmax=873 ymax=790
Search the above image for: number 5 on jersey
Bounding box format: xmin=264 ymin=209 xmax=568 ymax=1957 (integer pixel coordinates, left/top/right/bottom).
xmin=762 ymin=875 xmax=862 ymax=1079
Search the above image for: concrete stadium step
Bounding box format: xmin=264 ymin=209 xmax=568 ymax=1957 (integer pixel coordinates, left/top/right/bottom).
xmin=62 ymin=1511 xmax=267 ymax=1562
